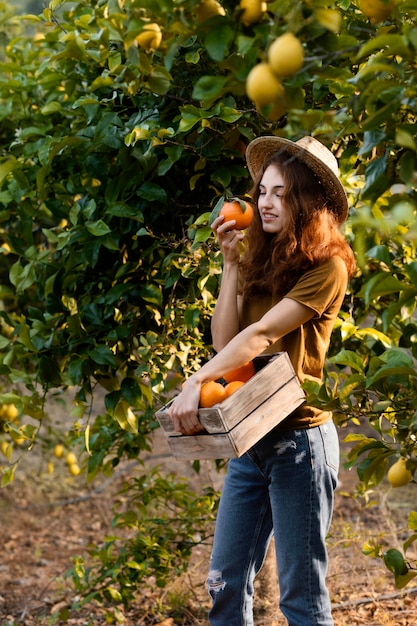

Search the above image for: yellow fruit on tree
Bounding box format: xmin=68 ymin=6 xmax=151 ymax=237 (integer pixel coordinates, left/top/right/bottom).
xmin=387 ymin=457 xmax=413 ymax=487
xmin=239 ymin=0 xmax=267 ymax=26
xmin=246 ymin=63 xmax=284 ymax=107
xmin=195 ymin=0 xmax=226 ymax=23
xmin=0 ymin=404 xmax=18 ymax=422
xmin=65 ymin=451 xmax=78 ymax=465
xmin=1 ymin=440 xmax=9 ymax=456
xmin=315 ymin=8 xmax=342 ymax=33
xmin=135 ymin=23 xmax=162 ymax=51
xmin=359 ymin=0 xmax=395 ymax=23
xmin=267 ymin=32 xmax=304 ymax=78
xmin=54 ymin=443 xmax=65 ymax=459
xmin=69 ymin=463 xmax=81 ymax=476
xmin=1 ymin=321 xmax=14 ymax=337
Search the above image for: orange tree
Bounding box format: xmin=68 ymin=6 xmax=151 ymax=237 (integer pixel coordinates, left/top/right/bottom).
xmin=0 ymin=0 xmax=416 ymax=612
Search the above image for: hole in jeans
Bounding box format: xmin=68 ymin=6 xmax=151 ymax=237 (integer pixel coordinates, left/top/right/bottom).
xmin=207 ymin=569 xmax=227 ymax=593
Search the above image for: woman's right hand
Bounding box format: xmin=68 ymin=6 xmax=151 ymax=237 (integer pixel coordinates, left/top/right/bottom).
xmin=211 ymin=215 xmax=244 ymax=264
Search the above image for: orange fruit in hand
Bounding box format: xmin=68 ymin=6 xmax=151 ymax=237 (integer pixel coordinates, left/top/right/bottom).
xmin=225 ymin=380 xmax=245 ymax=397
xmin=199 ymin=381 xmax=227 ymax=408
xmin=223 ymin=361 xmax=256 ymax=383
xmin=219 ymin=200 xmax=254 ymax=230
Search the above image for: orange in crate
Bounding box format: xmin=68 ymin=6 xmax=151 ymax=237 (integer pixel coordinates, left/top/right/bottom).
xmin=225 ymin=381 xmax=245 ymax=397
xmin=199 ymin=381 xmax=227 ymax=408
xmin=223 ymin=361 xmax=256 ymax=383
xmin=156 ymin=353 xmax=306 ymax=460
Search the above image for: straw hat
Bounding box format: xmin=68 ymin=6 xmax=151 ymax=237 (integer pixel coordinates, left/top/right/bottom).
xmin=246 ymin=135 xmax=348 ymax=223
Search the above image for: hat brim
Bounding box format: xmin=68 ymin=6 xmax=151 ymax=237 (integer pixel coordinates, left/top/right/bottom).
xmin=246 ymin=136 xmax=348 ymax=223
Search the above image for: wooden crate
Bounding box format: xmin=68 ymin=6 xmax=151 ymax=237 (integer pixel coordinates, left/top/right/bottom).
xmin=155 ymin=352 xmax=305 ymax=460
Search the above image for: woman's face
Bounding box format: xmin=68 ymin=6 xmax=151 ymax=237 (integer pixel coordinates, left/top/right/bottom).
xmin=257 ymin=164 xmax=290 ymax=234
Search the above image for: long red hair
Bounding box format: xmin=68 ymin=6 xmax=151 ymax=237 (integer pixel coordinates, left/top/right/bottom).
xmin=240 ymin=151 xmax=356 ymax=299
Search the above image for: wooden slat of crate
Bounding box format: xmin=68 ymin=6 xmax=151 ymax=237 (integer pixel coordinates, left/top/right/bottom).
xmin=156 ymin=352 xmax=299 ymax=435
xmin=165 ymin=376 xmax=304 ymax=460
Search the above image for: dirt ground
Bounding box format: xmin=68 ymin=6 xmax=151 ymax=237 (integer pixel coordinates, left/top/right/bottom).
xmin=0 ymin=399 xmax=416 ymax=626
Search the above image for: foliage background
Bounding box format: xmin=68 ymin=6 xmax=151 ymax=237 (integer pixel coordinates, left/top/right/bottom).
xmin=0 ymin=0 xmax=416 ymax=613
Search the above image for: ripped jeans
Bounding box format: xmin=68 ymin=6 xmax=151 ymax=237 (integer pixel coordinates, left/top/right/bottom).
xmin=207 ymin=421 xmax=339 ymax=626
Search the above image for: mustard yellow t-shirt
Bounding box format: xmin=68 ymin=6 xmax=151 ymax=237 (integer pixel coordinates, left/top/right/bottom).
xmin=239 ymin=256 xmax=348 ymax=429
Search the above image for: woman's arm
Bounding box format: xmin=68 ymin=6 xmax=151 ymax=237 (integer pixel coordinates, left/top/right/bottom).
xmin=210 ymin=214 xmax=244 ymax=352
xmin=167 ymin=296 xmax=314 ymax=434
xmin=210 ymin=265 xmax=242 ymax=353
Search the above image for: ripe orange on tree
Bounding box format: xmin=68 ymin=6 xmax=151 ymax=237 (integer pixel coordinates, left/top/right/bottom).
xmin=225 ymin=380 xmax=245 ymax=397
xmin=224 ymin=361 xmax=256 ymax=383
xmin=199 ymin=381 xmax=227 ymax=408
xmin=219 ymin=199 xmax=254 ymax=230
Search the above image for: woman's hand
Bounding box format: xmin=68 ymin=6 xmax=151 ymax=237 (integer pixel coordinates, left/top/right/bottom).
xmin=166 ymin=378 xmax=205 ymax=435
xmin=211 ymin=215 xmax=244 ymax=265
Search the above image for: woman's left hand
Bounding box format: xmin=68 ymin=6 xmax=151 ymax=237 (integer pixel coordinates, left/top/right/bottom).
xmin=166 ymin=379 xmax=205 ymax=435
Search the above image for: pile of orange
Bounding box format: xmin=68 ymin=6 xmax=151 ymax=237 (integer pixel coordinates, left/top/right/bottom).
xmin=199 ymin=361 xmax=256 ymax=408
xmin=199 ymin=381 xmax=227 ymax=408
xmin=223 ymin=360 xmax=256 ymax=383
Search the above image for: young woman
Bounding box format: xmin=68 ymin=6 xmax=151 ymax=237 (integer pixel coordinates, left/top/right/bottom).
xmin=168 ymin=135 xmax=356 ymax=625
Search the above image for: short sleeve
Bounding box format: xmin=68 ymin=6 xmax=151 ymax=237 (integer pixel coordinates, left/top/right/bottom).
xmin=285 ymin=256 xmax=348 ymax=316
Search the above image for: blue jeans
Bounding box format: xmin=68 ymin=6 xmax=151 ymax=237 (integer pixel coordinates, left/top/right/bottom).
xmin=207 ymin=421 xmax=339 ymax=626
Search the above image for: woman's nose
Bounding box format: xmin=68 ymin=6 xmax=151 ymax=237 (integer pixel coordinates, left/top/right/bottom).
xmin=260 ymin=193 xmax=272 ymax=207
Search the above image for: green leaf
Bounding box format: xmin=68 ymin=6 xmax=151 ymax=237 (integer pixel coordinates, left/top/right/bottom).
xmin=16 ymin=319 xmax=35 ymax=350
xmin=405 ymin=262 xmax=417 ymax=288
xmin=403 ymin=533 xmax=417 ymax=553
xmin=359 ymin=130 xmax=387 ymax=157
xmin=113 ymin=400 xmax=138 ymax=434
xmin=105 ymin=586 xmax=123 ymax=602
xmin=179 ymin=104 xmax=201 ymax=132
xmin=192 ymin=76 xmax=227 ymax=101
xmin=383 ymin=549 xmax=408 ymax=576
xmin=204 ymin=24 xmax=233 ymax=61
xmin=394 ymin=571 xmax=417 ymax=589
xmin=0 ymin=156 xmax=17 ymax=187
xmin=355 ymin=327 xmax=391 ymax=347
xmin=192 ymin=226 xmax=212 ymax=244
xmin=356 ymin=34 xmax=410 ymax=61
xmin=38 ymin=355 xmax=62 ymax=385
xmin=358 ymin=272 xmax=407 ymax=306
xmin=207 ymin=196 xmax=225 ymax=226
xmin=1 ymin=464 xmax=17 ymax=487
xmin=184 ymin=306 xmax=200 ymax=329
xmin=105 ymin=203 xmax=144 ymax=220
xmin=329 ymin=349 xmax=365 ymax=373
xmin=140 ymin=284 xmax=162 ymax=306
xmin=120 ymin=377 xmax=145 ymax=407
xmin=41 ymin=101 xmax=62 ymax=115
xmin=361 ymin=155 xmax=388 ymax=200
xmin=138 ymin=182 xmax=167 ymax=203
xmin=147 ymin=66 xmax=172 ymax=95
xmin=365 ymin=245 xmax=391 ymax=266
xmin=0 ymin=336 xmax=10 ymax=349
xmin=396 ymin=128 xmax=417 ymax=150
xmin=90 ymin=345 xmax=117 ymax=367
xmin=86 ymin=220 xmax=112 ymax=236
xmin=9 ymin=260 xmax=36 ymax=293
xmin=399 ymin=151 xmax=416 ymax=184
xmin=366 ymin=365 xmax=417 ymax=387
